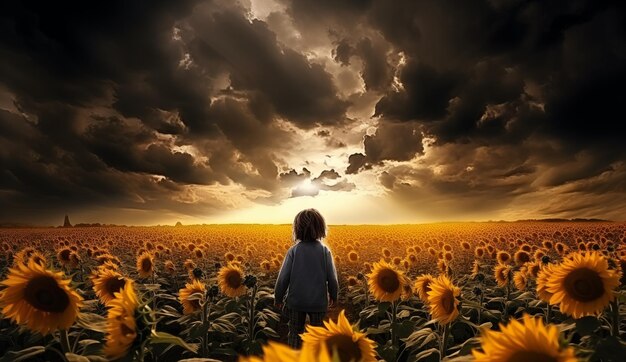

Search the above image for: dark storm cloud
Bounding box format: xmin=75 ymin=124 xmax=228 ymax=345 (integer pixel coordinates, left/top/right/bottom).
xmin=186 ymin=7 xmax=348 ymax=128
xmin=0 ymin=0 xmax=355 ymax=223
xmin=313 ymin=0 xmax=626 ymax=220
xmin=333 ymin=37 xmax=393 ymax=91
xmin=1 ymin=0 xmax=625 ymax=223
xmin=347 ymin=122 xmax=423 ymax=174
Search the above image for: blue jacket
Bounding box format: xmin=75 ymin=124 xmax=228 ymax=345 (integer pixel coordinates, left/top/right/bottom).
xmin=274 ymin=240 xmax=339 ymax=312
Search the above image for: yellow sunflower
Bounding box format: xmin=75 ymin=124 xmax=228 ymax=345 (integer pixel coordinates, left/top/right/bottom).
xmin=536 ymin=263 xmax=555 ymax=303
xmin=164 ymin=260 xmax=176 ymax=274
xmin=497 ymin=251 xmax=511 ymax=264
xmin=413 ymin=274 xmax=435 ymax=302
xmin=513 ymin=270 xmax=527 ymax=291
xmin=348 ymin=251 xmax=359 ymax=263
xmin=237 ymin=340 xmax=333 ymax=362
xmin=183 ymin=258 xmax=196 ymax=271
xmin=136 ymin=252 xmax=154 ymax=278
xmin=427 ymin=275 xmax=461 ymax=325
xmin=472 ymin=314 xmax=577 ymax=362
xmin=57 ymin=247 xmax=72 ymax=266
xmin=179 ymin=279 xmax=207 ymax=314
xmin=514 ymin=250 xmax=531 ymax=266
xmin=92 ymin=268 xmax=128 ymax=305
xmin=301 ymin=309 xmax=377 ymax=362
xmin=104 ymin=281 xmax=139 ymax=360
xmin=13 ymin=247 xmax=36 ymax=266
xmin=546 ymin=251 xmax=620 ymax=318
xmin=28 ymin=251 xmax=47 ymax=267
xmin=471 ymin=260 xmax=481 ymax=277
xmin=218 ymin=263 xmax=247 ymax=297
xmin=367 ymin=260 xmax=407 ymax=302
xmin=0 ymin=260 xmax=83 ymax=335
xmin=494 ymin=263 xmax=512 ymax=287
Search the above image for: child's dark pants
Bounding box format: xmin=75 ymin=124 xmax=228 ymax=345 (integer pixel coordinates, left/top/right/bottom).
xmin=287 ymin=308 xmax=326 ymax=349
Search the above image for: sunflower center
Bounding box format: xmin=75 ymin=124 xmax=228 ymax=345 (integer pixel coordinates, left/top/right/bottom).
xmin=325 ymin=334 xmax=362 ymax=362
xmin=508 ymin=351 xmax=557 ymax=362
xmin=564 ymin=267 xmax=604 ymax=302
xmin=141 ymin=258 xmax=152 ymax=272
xmin=226 ymin=271 xmax=242 ymax=288
xmin=441 ymin=290 xmax=455 ymax=314
xmin=24 ymin=275 xmax=70 ymax=313
xmin=377 ymin=269 xmax=400 ymax=293
xmin=105 ymin=277 xmax=126 ymax=296
xmin=59 ymin=249 xmax=71 ymax=262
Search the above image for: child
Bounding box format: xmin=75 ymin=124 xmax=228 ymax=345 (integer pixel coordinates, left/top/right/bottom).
xmin=274 ymin=208 xmax=339 ymax=349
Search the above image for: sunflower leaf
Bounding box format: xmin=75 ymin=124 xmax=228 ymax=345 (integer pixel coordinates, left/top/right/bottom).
xmin=575 ymin=316 xmax=601 ymax=336
xmin=150 ymin=331 xmax=199 ymax=353
xmin=0 ymin=346 xmax=46 ymax=362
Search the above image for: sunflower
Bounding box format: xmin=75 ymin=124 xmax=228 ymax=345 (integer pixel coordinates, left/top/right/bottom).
xmin=57 ymin=248 xmax=72 ymax=265
xmin=348 ymin=251 xmax=359 ymax=263
xmin=494 ymin=263 xmax=512 ymax=287
xmin=260 ymin=260 xmax=271 ymax=272
xmin=437 ymin=259 xmax=448 ymax=274
xmin=536 ymin=263 xmax=555 ymax=303
xmin=164 ymin=260 xmax=176 ymax=274
xmin=546 ymin=251 xmax=619 ymax=318
xmin=413 ymin=274 xmax=435 ymax=303
xmin=471 ymin=260 xmax=481 ymax=277
xmin=301 ymin=309 xmax=377 ymax=362
xmin=184 ymin=258 xmax=196 ymax=271
xmin=347 ymin=276 xmax=358 ymax=287
xmin=0 ymin=260 xmax=83 ymax=335
xmin=136 ymin=252 xmax=154 ymax=278
xmin=238 ymin=341 xmax=299 ymax=362
xmin=472 ymin=314 xmax=577 ymax=362
xmin=13 ymin=247 xmax=35 ymax=265
xmin=526 ymin=261 xmax=541 ymax=278
xmin=497 ymin=251 xmax=511 ymax=264
xmin=179 ymin=279 xmax=206 ymax=314
xmin=367 ymin=260 xmax=407 ymax=302
xmin=28 ymin=251 xmax=47 ymax=267
xmin=514 ymin=250 xmax=531 ymax=266
xmin=218 ymin=263 xmax=247 ymax=297
xmin=104 ymin=281 xmax=139 ymax=360
xmin=513 ymin=270 xmax=527 ymax=291
xmin=92 ymin=268 xmax=128 ymax=305
xmin=427 ymin=275 xmax=461 ymax=325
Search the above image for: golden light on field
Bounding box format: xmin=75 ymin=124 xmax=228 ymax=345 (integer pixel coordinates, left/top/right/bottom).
xmin=0 ymin=221 xmax=624 ymax=360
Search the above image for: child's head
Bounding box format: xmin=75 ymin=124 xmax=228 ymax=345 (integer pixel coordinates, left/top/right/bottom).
xmin=292 ymin=208 xmax=327 ymax=242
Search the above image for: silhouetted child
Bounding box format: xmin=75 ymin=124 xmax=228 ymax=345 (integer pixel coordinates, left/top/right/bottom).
xmin=274 ymin=208 xmax=339 ymax=349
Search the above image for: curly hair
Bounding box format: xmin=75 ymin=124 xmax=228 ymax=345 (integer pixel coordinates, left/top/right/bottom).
xmin=292 ymin=208 xmax=327 ymax=242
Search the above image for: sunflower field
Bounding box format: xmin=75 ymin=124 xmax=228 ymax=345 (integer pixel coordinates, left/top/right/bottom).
xmin=0 ymin=222 xmax=625 ymax=361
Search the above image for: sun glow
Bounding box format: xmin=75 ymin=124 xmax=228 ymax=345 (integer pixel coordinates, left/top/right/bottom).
xmin=298 ymin=179 xmax=318 ymax=194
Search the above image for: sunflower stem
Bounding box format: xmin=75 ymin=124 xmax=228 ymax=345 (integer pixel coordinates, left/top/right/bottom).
xmin=546 ymin=303 xmax=551 ymax=324
xmin=440 ymin=323 xmax=450 ymax=360
xmin=478 ymin=287 xmax=484 ymax=325
xmin=248 ymin=284 xmax=258 ymax=341
xmin=391 ymin=300 xmax=398 ymax=348
xmin=503 ymin=281 xmax=511 ymax=321
xmin=60 ymin=329 xmax=71 ymax=356
xmin=201 ymin=299 xmax=210 ymax=357
xmin=611 ymin=299 xmax=620 ymax=337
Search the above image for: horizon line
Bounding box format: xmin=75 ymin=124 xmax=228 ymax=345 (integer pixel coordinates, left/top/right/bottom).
xmin=0 ymin=217 xmax=619 ymax=229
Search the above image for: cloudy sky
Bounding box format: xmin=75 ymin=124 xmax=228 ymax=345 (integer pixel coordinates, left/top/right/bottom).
xmin=1 ymin=0 xmax=625 ymax=225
